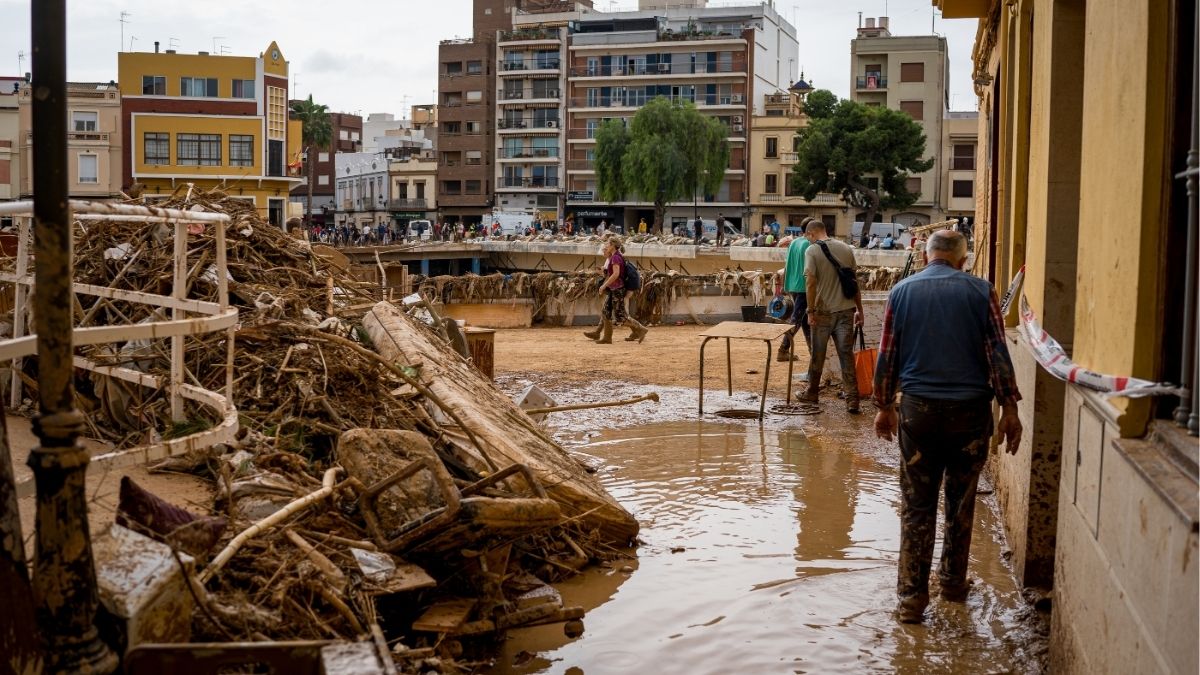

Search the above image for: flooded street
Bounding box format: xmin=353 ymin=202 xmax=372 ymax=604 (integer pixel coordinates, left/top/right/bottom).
xmin=490 ymin=419 xmax=1046 ymax=674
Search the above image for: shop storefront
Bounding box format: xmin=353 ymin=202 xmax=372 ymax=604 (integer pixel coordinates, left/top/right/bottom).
xmin=567 ymin=207 xmax=620 ymax=233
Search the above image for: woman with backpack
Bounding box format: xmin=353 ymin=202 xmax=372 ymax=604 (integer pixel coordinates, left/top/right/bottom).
xmin=583 ymin=236 xmax=648 ymax=344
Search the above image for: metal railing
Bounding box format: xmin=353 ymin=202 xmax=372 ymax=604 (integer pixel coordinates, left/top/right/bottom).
xmin=500 ymin=58 xmax=561 ymax=72
xmin=498 ymin=118 xmax=561 ymax=130
xmin=388 ymin=198 xmax=428 ymax=210
xmin=570 ymin=62 xmax=740 ymax=77
xmin=499 ymin=147 xmax=560 ymax=159
xmin=498 ymin=176 xmax=560 ymax=188
xmin=499 ymin=88 xmax=562 ymax=101
xmin=0 ymin=199 xmax=240 ymax=499
xmin=856 ymin=75 xmax=888 ymax=89
xmin=568 ymin=93 xmax=744 ymax=108
xmin=499 ymin=28 xmax=561 ymax=42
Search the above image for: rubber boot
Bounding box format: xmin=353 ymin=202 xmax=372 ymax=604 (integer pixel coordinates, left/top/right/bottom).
xmin=596 ymin=321 xmax=614 ymax=344
xmin=624 ymin=318 xmax=649 ymax=343
xmin=583 ymin=318 xmax=609 ymax=341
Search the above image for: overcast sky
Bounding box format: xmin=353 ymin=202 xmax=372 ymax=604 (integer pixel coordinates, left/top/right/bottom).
xmin=0 ymin=0 xmax=979 ymax=116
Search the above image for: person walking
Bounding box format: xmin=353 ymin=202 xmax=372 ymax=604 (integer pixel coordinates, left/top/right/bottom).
xmin=583 ymin=236 xmax=647 ymax=344
xmin=715 ymin=213 xmax=726 ymax=247
xmin=872 ymin=229 xmax=1022 ymax=624
xmin=778 ymin=217 xmax=814 ymax=362
xmin=798 ymin=219 xmax=864 ymax=413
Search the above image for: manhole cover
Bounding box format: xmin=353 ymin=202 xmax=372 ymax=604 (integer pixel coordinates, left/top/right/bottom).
xmin=712 ymin=409 xmax=763 ymax=420
xmin=769 ymin=403 xmax=821 ymax=416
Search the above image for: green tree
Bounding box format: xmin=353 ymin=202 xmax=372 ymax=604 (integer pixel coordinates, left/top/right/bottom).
xmin=801 ymin=88 xmax=837 ymax=120
xmin=290 ymin=95 xmax=333 ymax=229
xmin=791 ymin=91 xmax=933 ymax=235
xmin=594 ymin=97 xmax=729 ymax=234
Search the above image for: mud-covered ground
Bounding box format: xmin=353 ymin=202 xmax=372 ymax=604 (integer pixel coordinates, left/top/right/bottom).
xmin=492 ymin=326 xmax=1050 ymax=674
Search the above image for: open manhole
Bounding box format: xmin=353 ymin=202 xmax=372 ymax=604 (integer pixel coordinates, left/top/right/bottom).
xmin=711 ymin=409 xmax=764 ymax=420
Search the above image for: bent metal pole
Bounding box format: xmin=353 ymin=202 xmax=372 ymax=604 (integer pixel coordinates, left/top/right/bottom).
xmin=29 ymin=1 xmax=118 ymax=672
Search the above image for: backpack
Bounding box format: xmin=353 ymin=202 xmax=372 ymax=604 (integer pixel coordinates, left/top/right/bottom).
xmin=816 ymin=241 xmax=860 ymax=299
xmin=623 ymin=258 xmax=642 ymax=291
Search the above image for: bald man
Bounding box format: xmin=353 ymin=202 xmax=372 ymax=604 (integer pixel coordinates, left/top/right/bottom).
xmin=873 ymin=229 xmax=1023 ymax=624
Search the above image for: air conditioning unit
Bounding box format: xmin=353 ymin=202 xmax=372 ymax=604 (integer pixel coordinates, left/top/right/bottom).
xmin=732 ymin=115 xmax=744 ymax=124
xmin=658 ymin=63 xmax=670 ymax=73
xmin=730 ymin=94 xmax=743 ymax=103
xmin=732 ymin=123 xmax=744 ymax=132
xmin=545 ymin=120 xmax=558 ymax=128
xmin=548 ymin=89 xmax=560 ymax=97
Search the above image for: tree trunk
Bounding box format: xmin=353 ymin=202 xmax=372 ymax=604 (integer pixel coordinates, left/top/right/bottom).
xmin=654 ymin=199 xmax=667 ymax=236
xmin=847 ymin=176 xmax=881 ymax=245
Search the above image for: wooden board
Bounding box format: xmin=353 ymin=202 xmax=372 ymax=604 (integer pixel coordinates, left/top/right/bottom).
xmin=362 ymin=302 xmax=639 ymax=545
xmin=464 ymin=328 xmax=495 ymax=380
xmin=441 ymin=303 xmax=533 ymax=329
xmin=412 ymin=598 xmax=476 ymax=633
xmin=698 ymin=320 xmax=793 ymax=341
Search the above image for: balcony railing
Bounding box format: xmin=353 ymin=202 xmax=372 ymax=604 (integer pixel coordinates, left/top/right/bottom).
xmin=499 ymin=88 xmax=563 ymax=101
xmin=500 ymin=58 xmax=561 ymax=72
xmin=570 ymin=62 xmax=739 ymax=78
xmin=388 ymin=198 xmax=428 ymax=210
xmin=856 ymin=75 xmax=888 ymax=90
xmin=498 ymin=119 xmax=561 ymax=130
xmin=499 ymin=28 xmax=560 ymax=42
xmin=765 ymin=93 xmax=791 ymax=105
xmin=498 ymin=176 xmax=560 ymax=188
xmin=567 ymin=159 xmax=594 ymax=171
xmin=499 ymin=147 xmax=560 ymax=159
xmin=780 ymin=151 xmax=799 ymax=163
xmin=568 ymin=93 xmax=744 ymax=109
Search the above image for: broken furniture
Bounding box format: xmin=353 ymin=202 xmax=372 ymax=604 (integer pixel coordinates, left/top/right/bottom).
xmin=697 ymin=320 xmax=796 ymax=419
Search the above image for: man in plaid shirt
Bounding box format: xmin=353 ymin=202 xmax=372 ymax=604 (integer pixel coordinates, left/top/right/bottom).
xmin=873 ymin=229 xmax=1023 ymax=624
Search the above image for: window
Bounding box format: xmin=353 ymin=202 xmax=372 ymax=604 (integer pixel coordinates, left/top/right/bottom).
xmin=177 ymin=133 xmax=222 ymax=166
xmin=144 ymin=132 xmax=169 ymax=165
xmin=232 ymin=79 xmax=255 ymax=99
xmin=77 ymin=154 xmax=97 ymax=183
xmin=952 ymin=179 xmax=974 ymax=198
xmin=765 ymin=137 xmax=778 ymax=159
xmin=465 ymin=121 xmax=482 ymax=134
xmin=443 ymin=122 xmax=462 ymax=134
xmin=465 ymin=150 xmax=482 ymax=165
xmin=229 ymin=134 xmax=253 ymax=167
xmin=317 ymin=175 xmax=329 ymax=186
xmin=444 ymin=62 xmax=463 ymax=75
xmin=180 ymin=77 xmax=218 ymax=97
xmin=350 ymin=131 xmax=360 ymax=141
xmin=953 ymin=144 xmax=976 ymax=171
xmin=72 ymin=111 xmax=98 ymax=132
xmin=900 ymin=62 xmax=925 ymax=82
xmin=441 ymin=180 xmax=462 ymax=195
xmin=339 ymin=129 xmax=349 ymax=141
xmin=466 ymin=90 xmax=483 ymax=102
xmin=415 ymin=182 xmax=425 ymax=199
xmin=785 ymin=177 xmax=802 ymax=197
xmin=465 ymin=180 xmax=482 ymax=194
xmin=906 ymin=177 xmax=921 ymax=195
xmin=318 ymin=152 xmax=329 ymax=163
xmin=764 ymin=173 xmax=778 ymax=194
xmin=141 ymin=75 xmax=165 ymax=95
xmin=466 ymin=60 xmax=483 ymax=74
xmin=899 ymin=100 xmax=924 ymax=120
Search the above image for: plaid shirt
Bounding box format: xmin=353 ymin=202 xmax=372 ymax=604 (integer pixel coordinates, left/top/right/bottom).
xmin=873 ymin=260 xmax=1021 ymax=409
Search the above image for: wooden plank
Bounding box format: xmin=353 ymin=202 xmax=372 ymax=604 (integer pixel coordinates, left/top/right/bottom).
xmin=376 ymin=563 xmax=437 ymax=595
xmin=464 ymin=328 xmax=495 ymax=380
xmin=698 ymin=320 xmax=793 ymax=341
xmin=441 ymin=303 xmax=533 ymax=329
xmin=412 ymin=599 xmax=476 ymax=633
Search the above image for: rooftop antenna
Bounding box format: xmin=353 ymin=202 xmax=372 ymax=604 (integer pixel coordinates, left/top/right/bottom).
xmin=17 ymin=50 xmax=25 ymax=75
xmin=129 ymin=35 xmax=137 ymax=52
xmin=119 ymin=11 xmax=131 ymax=52
xmin=211 ymin=36 xmax=225 ymax=53
xmin=168 ymin=37 xmax=180 ymax=50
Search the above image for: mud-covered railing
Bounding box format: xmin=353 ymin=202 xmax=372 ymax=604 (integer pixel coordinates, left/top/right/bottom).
xmin=0 ymin=199 xmax=240 ymax=497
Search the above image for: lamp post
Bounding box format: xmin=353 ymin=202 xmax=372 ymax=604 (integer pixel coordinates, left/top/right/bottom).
xmin=30 ymin=1 xmax=118 ymax=671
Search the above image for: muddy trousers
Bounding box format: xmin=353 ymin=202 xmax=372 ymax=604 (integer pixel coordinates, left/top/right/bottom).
xmin=896 ymin=394 xmax=992 ymax=608
xmin=804 ymin=308 xmax=857 ymax=403
xmin=603 ymin=288 xmax=628 ymax=326
xmin=779 ymin=292 xmax=811 ymax=354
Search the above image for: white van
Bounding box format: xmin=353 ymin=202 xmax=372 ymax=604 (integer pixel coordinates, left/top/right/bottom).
xmin=488 ymin=211 xmax=537 ymax=236
xmin=676 ymin=219 xmax=742 ymax=240
xmin=408 ymin=219 xmax=432 ymax=240
xmin=850 ymin=221 xmax=912 ymax=249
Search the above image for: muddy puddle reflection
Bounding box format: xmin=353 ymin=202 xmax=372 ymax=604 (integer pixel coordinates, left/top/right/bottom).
xmin=491 ymin=421 xmax=1043 ymax=675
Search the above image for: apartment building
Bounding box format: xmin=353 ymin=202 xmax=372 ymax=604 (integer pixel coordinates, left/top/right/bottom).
xmin=17 ymin=82 xmax=124 ymax=201
xmin=560 ymin=3 xmax=798 ymax=232
xmin=334 ymin=152 xmax=392 ymax=233
xmin=290 ymin=110 xmax=362 ymax=227
xmin=389 ymin=153 xmax=438 ymax=227
xmin=849 ymin=17 xmax=954 ymax=227
xmin=118 ymin=41 xmax=302 ymax=226
xmin=0 ymin=79 xmax=18 ymax=217
xmin=748 ymin=79 xmax=851 ymax=235
xmin=941 ymin=110 xmax=977 ymax=226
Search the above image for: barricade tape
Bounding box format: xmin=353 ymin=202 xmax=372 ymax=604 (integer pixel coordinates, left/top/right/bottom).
xmin=1002 ymin=266 xmax=1184 ymax=399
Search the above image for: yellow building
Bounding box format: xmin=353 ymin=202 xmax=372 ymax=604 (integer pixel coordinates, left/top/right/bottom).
xmin=117 ymin=41 xmax=302 ymax=225
xmin=937 ymin=0 xmax=1197 ymax=672
xmin=748 ymin=83 xmax=850 ymax=235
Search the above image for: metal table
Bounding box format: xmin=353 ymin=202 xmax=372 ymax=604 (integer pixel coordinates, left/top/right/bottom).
xmin=698 ymin=321 xmax=796 ymax=419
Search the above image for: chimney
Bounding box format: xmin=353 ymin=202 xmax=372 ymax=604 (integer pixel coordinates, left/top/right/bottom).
xmin=865 ymin=17 xmax=875 ymax=28
xmin=878 ymin=16 xmax=889 ymax=30
xmin=154 ymin=41 xmax=160 ymax=53
xmin=165 ymin=49 xmax=176 ymax=54
xmin=198 ymin=51 xmax=209 ymax=56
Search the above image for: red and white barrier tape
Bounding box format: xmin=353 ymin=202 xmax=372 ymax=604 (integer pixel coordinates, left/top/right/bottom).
xmin=1003 ymin=266 xmax=1184 ymax=399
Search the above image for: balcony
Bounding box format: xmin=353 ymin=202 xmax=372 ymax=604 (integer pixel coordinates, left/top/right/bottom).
xmin=498 ymin=118 xmax=561 ymax=132
xmin=499 ymin=27 xmax=560 ymax=43
xmin=498 ymin=88 xmax=563 ymax=103
xmin=499 ymin=58 xmax=561 ymax=75
xmin=498 ymin=176 xmax=560 ymax=189
xmin=856 ymin=75 xmax=888 ymax=90
xmin=388 ymin=198 xmax=428 ymax=210
xmin=567 ymin=159 xmax=594 ymax=171
xmin=569 ymin=61 xmax=742 ymax=78
xmin=779 ymin=151 xmax=799 ymax=164
xmin=568 ymin=93 xmax=744 ymax=109
xmin=498 ymin=147 xmax=560 ymax=159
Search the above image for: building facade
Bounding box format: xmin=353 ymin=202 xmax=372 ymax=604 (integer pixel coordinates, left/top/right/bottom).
xmin=17 ymin=82 xmax=124 ymax=201
xmin=334 ymin=151 xmax=392 ymax=233
xmin=849 ymin=17 xmax=957 ymax=227
xmin=940 ymin=109 xmax=977 ymax=225
xmin=937 ymin=0 xmax=1197 ymax=672
xmin=748 ymin=82 xmax=850 ymax=235
xmin=389 ymin=153 xmax=438 ymax=227
xmin=0 ymin=79 xmax=18 ymax=216
xmin=560 ymin=3 xmax=798 ymax=232
xmin=290 ymin=110 xmax=362 ymax=227
xmin=117 ymin=41 xmax=303 ymax=226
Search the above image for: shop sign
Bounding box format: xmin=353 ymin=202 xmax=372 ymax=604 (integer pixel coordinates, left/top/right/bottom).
xmin=567 ymin=191 xmax=594 ymax=201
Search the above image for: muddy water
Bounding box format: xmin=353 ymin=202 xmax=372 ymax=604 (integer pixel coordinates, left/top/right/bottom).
xmin=492 ymin=422 xmax=1044 ymax=675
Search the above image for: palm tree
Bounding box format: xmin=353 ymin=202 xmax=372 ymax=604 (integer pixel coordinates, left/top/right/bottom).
xmin=290 ymin=95 xmax=332 ymax=229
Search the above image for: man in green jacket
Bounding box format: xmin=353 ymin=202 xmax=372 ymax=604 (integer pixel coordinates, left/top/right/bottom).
xmin=778 ymin=217 xmax=815 ymax=362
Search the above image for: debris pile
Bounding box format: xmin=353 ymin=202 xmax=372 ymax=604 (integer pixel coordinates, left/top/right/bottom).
xmin=8 ymin=187 xmax=639 ymax=671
